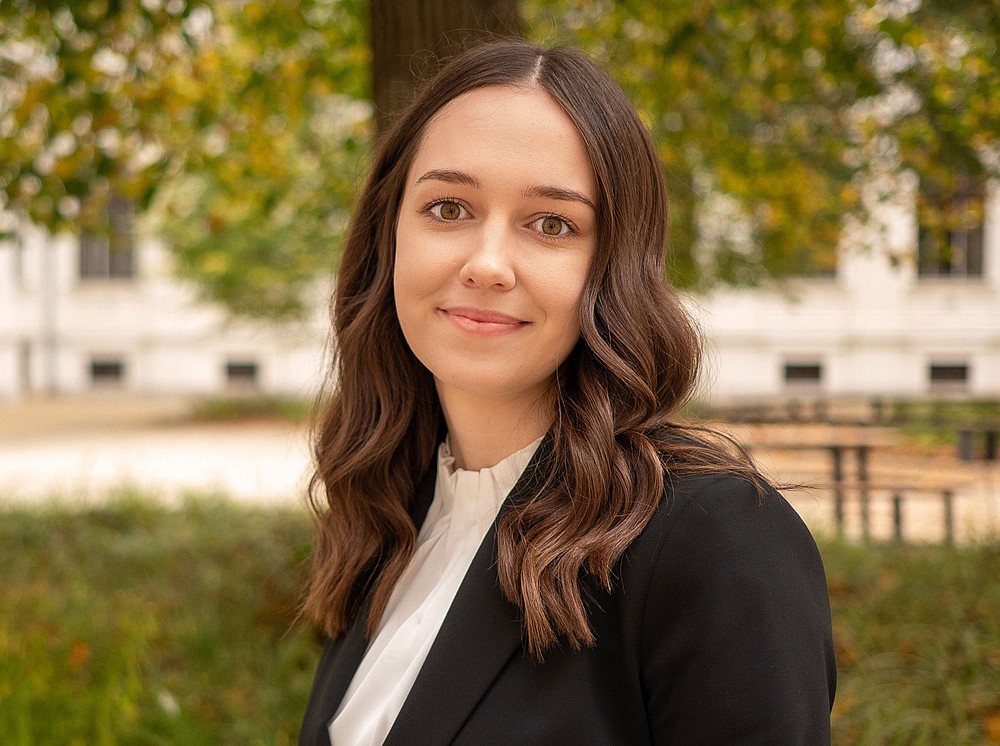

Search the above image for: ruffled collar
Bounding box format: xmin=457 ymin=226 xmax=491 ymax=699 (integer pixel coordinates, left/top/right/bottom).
xmin=432 ymin=435 xmax=543 ymax=531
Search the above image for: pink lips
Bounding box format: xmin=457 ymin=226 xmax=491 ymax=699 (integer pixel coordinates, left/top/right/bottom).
xmin=440 ymin=306 xmax=528 ymax=336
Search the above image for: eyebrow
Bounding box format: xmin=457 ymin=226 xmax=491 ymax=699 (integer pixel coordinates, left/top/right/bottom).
xmin=523 ymin=185 xmax=596 ymax=212
xmin=415 ymin=169 xmax=480 ymax=188
xmin=414 ymin=169 xmax=597 ymax=212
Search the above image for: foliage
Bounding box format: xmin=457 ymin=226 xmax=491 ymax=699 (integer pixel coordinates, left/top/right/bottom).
xmin=151 ymin=0 xmax=371 ymax=318
xmin=1 ymin=0 xmax=183 ymax=229
xmin=890 ymin=398 xmax=1000 ymax=447
xmin=190 ymin=394 xmax=313 ymax=423
xmin=1 ymin=497 xmax=999 ymax=742
xmin=1 ymin=0 xmax=998 ymax=316
xmin=0 ymin=494 xmax=316 ymax=744
xmin=523 ymin=0 xmax=1000 ymax=285
xmin=823 ymin=538 xmax=1000 ymax=745
xmin=877 ymin=0 xmax=1000 ymax=260
xmin=0 ymin=0 xmax=370 ymax=319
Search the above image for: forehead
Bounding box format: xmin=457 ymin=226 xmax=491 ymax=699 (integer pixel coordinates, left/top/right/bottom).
xmin=407 ymin=85 xmax=597 ymax=200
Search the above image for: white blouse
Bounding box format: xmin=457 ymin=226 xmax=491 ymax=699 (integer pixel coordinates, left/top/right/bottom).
xmin=328 ymin=435 xmax=543 ymax=746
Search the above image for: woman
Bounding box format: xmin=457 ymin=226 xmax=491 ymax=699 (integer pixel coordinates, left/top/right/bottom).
xmin=300 ymin=39 xmax=836 ymax=745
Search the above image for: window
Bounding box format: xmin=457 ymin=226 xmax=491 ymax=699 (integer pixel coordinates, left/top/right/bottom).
xmin=226 ymin=361 xmax=259 ymax=389
xmin=784 ymin=363 xmax=823 ymax=384
xmin=917 ymin=172 xmax=985 ymax=278
xmin=80 ymin=195 xmax=135 ymax=280
xmin=90 ymin=358 xmax=125 ymax=386
xmin=929 ymin=363 xmax=969 ymax=392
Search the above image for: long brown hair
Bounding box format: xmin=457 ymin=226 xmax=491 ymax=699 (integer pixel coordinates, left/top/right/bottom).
xmin=304 ymin=39 xmax=762 ymax=656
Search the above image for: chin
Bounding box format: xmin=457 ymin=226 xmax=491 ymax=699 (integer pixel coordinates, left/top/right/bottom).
xmin=433 ymin=368 xmax=554 ymax=402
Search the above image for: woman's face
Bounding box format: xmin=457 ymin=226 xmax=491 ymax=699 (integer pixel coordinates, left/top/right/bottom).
xmin=393 ymin=85 xmax=598 ymax=406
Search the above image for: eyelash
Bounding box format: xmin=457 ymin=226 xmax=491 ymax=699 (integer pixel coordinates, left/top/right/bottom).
xmin=421 ymin=197 xmax=469 ymax=222
xmin=533 ymin=210 xmax=578 ymax=240
xmin=420 ymin=198 xmax=580 ymax=240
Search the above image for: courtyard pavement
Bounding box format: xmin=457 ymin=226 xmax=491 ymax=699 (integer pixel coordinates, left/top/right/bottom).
xmin=0 ymin=396 xmax=312 ymax=507
xmin=1 ymin=396 xmax=997 ymax=542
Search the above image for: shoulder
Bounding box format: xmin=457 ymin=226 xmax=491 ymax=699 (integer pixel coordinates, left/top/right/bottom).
xmin=635 ymin=426 xmax=818 ymax=559
xmin=630 ymin=471 xmax=820 ymax=569
xmin=625 ymin=471 xmax=836 ymax=740
xmin=633 ymin=471 xmax=831 ymax=615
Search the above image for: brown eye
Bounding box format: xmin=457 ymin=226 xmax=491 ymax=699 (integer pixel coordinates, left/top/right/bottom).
xmin=436 ymin=201 xmax=462 ymax=220
xmin=541 ymin=216 xmax=566 ymax=236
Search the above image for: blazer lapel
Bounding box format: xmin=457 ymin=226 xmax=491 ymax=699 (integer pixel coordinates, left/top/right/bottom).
xmin=383 ymin=434 xmax=553 ymax=746
xmin=301 ymin=592 xmax=373 ymax=744
xmin=302 ymin=465 xmax=438 ymax=745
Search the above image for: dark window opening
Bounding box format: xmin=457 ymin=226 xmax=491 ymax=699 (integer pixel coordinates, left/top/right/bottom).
xmin=80 ymin=195 xmax=135 ymax=280
xmin=90 ymin=359 xmax=125 ymax=385
xmin=929 ymin=364 xmax=968 ymax=383
xmin=784 ymin=363 xmax=823 ymax=383
xmin=226 ymin=361 xmax=259 ymax=388
xmin=918 ymin=172 xmax=985 ymax=279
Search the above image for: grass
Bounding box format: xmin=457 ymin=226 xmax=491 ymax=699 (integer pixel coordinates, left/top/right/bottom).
xmin=1 ymin=497 xmax=998 ymax=744
xmin=189 ymin=396 xmax=313 ymax=424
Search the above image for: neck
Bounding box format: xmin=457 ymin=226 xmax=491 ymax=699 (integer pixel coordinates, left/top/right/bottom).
xmin=437 ymin=384 xmax=553 ymax=471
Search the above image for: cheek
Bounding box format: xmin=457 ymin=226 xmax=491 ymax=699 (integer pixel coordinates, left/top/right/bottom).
xmin=530 ymin=256 xmax=590 ymax=329
xmin=393 ymin=223 xmax=430 ymax=312
xmin=393 ymin=263 xmax=428 ymax=368
xmin=393 ymin=219 xmax=452 ymax=298
xmin=393 ymin=221 xmax=454 ymax=354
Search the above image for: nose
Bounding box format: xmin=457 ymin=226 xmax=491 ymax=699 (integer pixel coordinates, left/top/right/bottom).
xmin=460 ymin=220 xmax=516 ymax=290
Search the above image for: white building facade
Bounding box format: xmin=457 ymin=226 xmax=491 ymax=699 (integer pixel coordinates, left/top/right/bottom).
xmin=695 ymin=179 xmax=1000 ymax=404
xmin=1 ymin=180 xmax=997 ymax=404
xmin=0 ymin=219 xmax=328 ymax=401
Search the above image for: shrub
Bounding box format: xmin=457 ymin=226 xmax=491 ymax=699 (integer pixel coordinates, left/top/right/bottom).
xmin=2 ymin=497 xmax=997 ymax=743
xmin=0 ymin=496 xmax=316 ymax=744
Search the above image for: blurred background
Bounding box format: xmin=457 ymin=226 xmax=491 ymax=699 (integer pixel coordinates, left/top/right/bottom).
xmin=1 ymin=0 xmax=998 ymax=743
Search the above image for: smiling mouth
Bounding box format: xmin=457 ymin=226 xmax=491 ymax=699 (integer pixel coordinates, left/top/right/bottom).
xmin=439 ymin=307 xmax=529 ymax=336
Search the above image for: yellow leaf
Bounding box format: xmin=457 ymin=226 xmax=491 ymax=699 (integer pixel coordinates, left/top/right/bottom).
xmin=985 ymin=710 xmax=1000 ymax=743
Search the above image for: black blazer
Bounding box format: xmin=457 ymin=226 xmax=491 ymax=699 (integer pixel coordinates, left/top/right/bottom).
xmin=300 ymin=437 xmax=836 ymax=745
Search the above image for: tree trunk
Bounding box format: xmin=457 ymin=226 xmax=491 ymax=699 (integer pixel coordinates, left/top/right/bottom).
xmin=369 ymin=0 xmax=522 ymax=135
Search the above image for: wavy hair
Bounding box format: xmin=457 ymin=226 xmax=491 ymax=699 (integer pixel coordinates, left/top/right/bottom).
xmin=304 ymin=39 xmax=762 ymax=656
